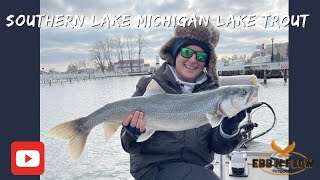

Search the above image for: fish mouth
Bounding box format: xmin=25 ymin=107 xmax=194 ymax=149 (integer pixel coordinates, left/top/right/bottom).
xmin=248 ymin=90 xmax=258 ymax=104
xmin=250 ymin=96 xmax=258 ymax=103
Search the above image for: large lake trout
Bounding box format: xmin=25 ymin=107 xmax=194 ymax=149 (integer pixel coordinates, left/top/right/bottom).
xmin=48 ymin=79 xmax=259 ymax=159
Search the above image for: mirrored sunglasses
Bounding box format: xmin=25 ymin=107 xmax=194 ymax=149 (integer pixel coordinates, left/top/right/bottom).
xmin=180 ymin=47 xmax=208 ymax=62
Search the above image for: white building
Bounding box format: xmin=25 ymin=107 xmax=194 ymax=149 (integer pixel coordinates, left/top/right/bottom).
xmin=228 ymin=59 xmax=246 ymax=66
xmin=113 ymin=59 xmax=151 ymax=73
xmin=251 ymin=55 xmax=272 ymax=64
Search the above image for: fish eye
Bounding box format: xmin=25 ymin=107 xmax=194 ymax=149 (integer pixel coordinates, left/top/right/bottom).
xmin=243 ymin=90 xmax=247 ymax=95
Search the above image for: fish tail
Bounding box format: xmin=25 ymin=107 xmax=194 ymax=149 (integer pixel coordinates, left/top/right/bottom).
xmin=48 ymin=118 xmax=91 ymax=159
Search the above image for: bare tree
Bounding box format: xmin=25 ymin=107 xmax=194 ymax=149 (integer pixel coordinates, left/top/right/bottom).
xmin=80 ymin=60 xmax=88 ymax=70
xmin=113 ymin=35 xmax=125 ymax=72
xmin=125 ymin=35 xmax=136 ymax=72
xmin=136 ymin=34 xmax=147 ymax=72
xmin=231 ymin=54 xmax=238 ymax=60
xmin=48 ymin=65 xmax=57 ymax=73
xmin=243 ymin=54 xmax=247 ymax=61
xmin=74 ymin=60 xmax=88 ymax=71
xmin=67 ymin=63 xmax=78 ymax=73
xmin=104 ymin=37 xmax=113 ymax=71
xmin=90 ymin=40 xmax=106 ymax=74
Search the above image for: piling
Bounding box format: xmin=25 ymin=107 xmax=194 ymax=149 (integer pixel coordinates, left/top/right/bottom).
xmin=263 ymin=70 xmax=267 ymax=84
xmin=284 ymin=69 xmax=288 ymax=83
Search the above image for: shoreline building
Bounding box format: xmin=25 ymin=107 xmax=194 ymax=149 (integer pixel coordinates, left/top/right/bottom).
xmin=252 ymin=42 xmax=288 ymax=62
xmin=217 ymin=42 xmax=289 ymax=82
xmin=113 ymin=59 xmax=151 ymax=73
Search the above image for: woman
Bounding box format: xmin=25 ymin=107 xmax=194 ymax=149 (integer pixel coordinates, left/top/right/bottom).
xmin=121 ymin=20 xmax=246 ymax=180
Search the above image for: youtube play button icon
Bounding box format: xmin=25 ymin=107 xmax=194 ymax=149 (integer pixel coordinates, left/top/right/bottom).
xmin=16 ymin=150 xmax=40 ymax=167
xmin=11 ymin=141 xmax=44 ymax=175
xmin=26 ymin=154 xmax=32 ymax=162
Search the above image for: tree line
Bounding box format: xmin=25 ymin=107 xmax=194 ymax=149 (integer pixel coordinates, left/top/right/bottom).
xmin=89 ymin=34 xmax=148 ymax=74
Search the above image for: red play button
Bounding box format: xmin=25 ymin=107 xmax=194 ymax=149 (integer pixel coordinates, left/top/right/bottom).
xmin=25 ymin=154 xmax=32 ymax=163
xmin=11 ymin=141 xmax=45 ymax=175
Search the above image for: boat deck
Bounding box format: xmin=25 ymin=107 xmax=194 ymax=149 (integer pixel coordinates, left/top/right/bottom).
xmin=213 ymin=141 xmax=288 ymax=180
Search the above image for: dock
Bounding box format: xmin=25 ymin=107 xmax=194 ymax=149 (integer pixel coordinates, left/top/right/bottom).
xmin=128 ymin=72 xmax=152 ymax=76
xmin=218 ymin=61 xmax=289 ymax=84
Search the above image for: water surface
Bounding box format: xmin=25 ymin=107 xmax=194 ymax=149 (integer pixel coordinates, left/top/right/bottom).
xmin=40 ymin=76 xmax=288 ymax=180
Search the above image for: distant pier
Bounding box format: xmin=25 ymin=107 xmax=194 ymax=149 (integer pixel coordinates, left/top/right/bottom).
xmin=218 ymin=61 xmax=289 ymax=84
xmin=40 ymin=72 xmax=129 ymax=85
xmin=41 ymin=61 xmax=288 ymax=85
xmin=128 ymin=72 xmax=152 ymax=76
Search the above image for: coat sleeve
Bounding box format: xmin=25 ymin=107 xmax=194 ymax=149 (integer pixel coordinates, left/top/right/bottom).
xmin=208 ymin=125 xmax=242 ymax=154
xmin=120 ymin=77 xmax=151 ymax=153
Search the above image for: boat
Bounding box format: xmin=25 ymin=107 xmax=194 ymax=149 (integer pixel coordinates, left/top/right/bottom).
xmin=128 ymin=75 xmax=288 ymax=180
xmin=213 ymin=75 xmax=287 ymax=179
xmin=212 ymin=140 xmax=288 ymax=180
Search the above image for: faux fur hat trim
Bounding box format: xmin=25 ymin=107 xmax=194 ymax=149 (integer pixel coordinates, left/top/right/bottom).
xmin=159 ymin=19 xmax=220 ymax=86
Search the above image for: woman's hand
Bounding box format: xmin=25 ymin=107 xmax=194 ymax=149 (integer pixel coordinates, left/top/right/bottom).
xmin=122 ymin=111 xmax=146 ymax=136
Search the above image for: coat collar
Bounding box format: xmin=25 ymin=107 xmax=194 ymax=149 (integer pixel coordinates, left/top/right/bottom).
xmin=152 ymin=62 xmax=218 ymax=93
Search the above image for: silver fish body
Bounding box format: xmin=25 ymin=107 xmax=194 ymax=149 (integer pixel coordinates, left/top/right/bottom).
xmin=84 ymin=91 xmax=217 ymax=131
xmin=48 ymin=80 xmax=258 ymax=159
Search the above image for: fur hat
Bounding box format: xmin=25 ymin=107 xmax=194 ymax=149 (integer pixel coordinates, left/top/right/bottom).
xmin=159 ymin=19 xmax=220 ymax=86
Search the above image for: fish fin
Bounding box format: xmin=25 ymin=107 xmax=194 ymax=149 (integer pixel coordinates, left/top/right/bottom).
xmin=144 ymin=79 xmax=165 ymax=96
xmin=136 ymin=129 xmax=155 ymax=142
xmin=250 ymin=75 xmax=260 ymax=87
xmin=102 ymin=122 xmax=120 ymax=141
xmin=48 ymin=118 xmax=91 ymax=159
xmin=206 ymin=113 xmax=221 ymax=128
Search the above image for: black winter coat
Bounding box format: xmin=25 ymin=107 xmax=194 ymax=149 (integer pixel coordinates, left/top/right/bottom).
xmin=120 ymin=63 xmax=242 ymax=180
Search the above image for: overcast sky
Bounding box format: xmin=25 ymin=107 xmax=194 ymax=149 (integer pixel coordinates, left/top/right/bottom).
xmin=40 ymin=0 xmax=288 ymax=71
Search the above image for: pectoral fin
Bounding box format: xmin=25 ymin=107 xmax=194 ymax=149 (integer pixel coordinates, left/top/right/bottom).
xmin=144 ymin=79 xmax=166 ymax=96
xmin=102 ymin=122 xmax=120 ymax=141
xmin=250 ymin=75 xmax=260 ymax=87
xmin=136 ymin=128 xmax=155 ymax=142
xmin=206 ymin=113 xmax=221 ymax=128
